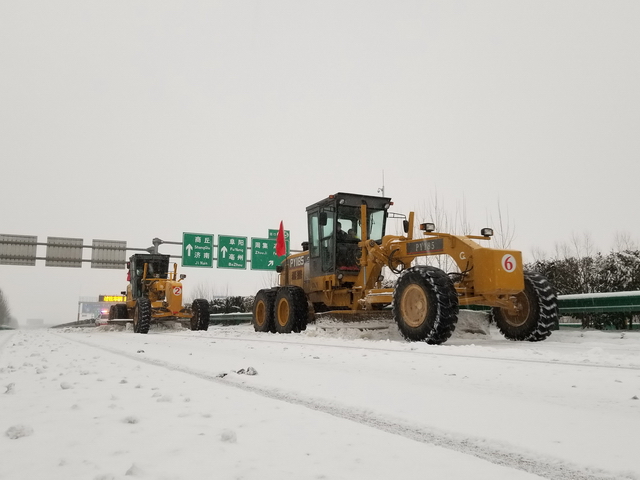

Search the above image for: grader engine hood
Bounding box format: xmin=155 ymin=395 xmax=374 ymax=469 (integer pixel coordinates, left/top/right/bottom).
xmin=165 ymin=281 xmax=184 ymax=314
xmin=279 ymin=252 xmax=310 ymax=289
xmin=471 ymin=248 xmax=524 ymax=295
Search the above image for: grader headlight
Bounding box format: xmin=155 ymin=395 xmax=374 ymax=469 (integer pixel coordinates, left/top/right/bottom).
xmin=420 ymin=223 xmax=436 ymax=232
xmin=481 ymin=228 xmax=494 ymax=237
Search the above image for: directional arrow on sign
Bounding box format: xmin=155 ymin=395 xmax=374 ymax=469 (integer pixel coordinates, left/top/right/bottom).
xmin=250 ymin=237 xmax=285 ymax=271
xmin=182 ymin=233 xmax=213 ymax=268
xmin=217 ymin=235 xmax=248 ymax=270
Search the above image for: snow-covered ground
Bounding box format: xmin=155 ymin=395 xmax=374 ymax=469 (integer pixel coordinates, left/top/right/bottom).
xmin=2 ymin=312 xmax=639 ymax=480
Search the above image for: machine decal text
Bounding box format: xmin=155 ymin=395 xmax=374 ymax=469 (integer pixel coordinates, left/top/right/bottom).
xmin=407 ymin=238 xmax=444 ymax=255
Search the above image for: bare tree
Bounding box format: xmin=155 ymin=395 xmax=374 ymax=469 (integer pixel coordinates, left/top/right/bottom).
xmin=549 ymin=232 xmax=601 ymax=294
xmin=570 ymin=232 xmax=595 ymax=259
xmin=185 ymin=282 xmax=219 ymax=303
xmin=0 ymin=289 xmax=11 ymax=326
xmin=530 ymin=247 xmax=548 ymax=263
xmin=416 ymin=192 xmax=519 ymax=272
xmin=415 ymin=192 xmax=461 ymax=273
xmin=613 ymin=231 xmax=639 ymax=252
xmin=487 ymin=200 xmax=516 ymax=250
xmin=454 ymin=193 xmax=473 ymax=236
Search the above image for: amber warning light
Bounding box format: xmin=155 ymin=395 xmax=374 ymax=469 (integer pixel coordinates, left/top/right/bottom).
xmin=99 ymin=295 xmax=126 ymax=302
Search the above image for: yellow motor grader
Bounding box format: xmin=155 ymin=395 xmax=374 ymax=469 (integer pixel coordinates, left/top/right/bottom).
xmin=252 ymin=192 xmax=557 ymax=344
xmin=108 ymin=253 xmax=209 ymax=334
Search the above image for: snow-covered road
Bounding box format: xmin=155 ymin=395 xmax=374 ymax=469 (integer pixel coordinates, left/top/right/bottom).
xmin=2 ymin=316 xmax=639 ymax=480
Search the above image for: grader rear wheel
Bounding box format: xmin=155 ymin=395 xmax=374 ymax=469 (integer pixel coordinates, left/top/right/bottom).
xmin=274 ymin=286 xmax=308 ymax=334
xmin=191 ymin=299 xmax=210 ymax=331
xmin=252 ymin=289 xmax=276 ymax=333
xmin=393 ymin=266 xmax=459 ymax=344
xmin=491 ymin=272 xmax=557 ymax=341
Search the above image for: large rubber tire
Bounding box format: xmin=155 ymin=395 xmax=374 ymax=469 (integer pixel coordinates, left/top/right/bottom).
xmin=274 ymin=286 xmax=308 ymax=334
xmin=491 ymin=271 xmax=557 ymax=342
xmin=133 ymin=298 xmax=151 ymax=334
xmin=393 ymin=266 xmax=459 ymax=344
xmin=191 ymin=299 xmax=210 ymax=331
xmin=253 ymin=289 xmax=276 ymax=333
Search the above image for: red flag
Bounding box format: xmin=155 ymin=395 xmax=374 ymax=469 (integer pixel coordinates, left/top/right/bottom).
xmin=276 ymin=221 xmax=286 ymax=257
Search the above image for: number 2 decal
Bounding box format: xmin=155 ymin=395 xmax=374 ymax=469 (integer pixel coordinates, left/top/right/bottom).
xmin=173 ymin=286 xmax=182 ymax=296
xmin=502 ymin=254 xmax=516 ymax=273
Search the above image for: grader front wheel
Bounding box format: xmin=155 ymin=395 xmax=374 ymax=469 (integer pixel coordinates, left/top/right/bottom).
xmin=133 ymin=298 xmax=151 ymax=334
xmin=393 ymin=266 xmax=459 ymax=344
xmin=491 ymin=272 xmax=557 ymax=341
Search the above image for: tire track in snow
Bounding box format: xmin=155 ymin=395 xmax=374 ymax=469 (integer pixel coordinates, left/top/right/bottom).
xmin=55 ymin=332 xmax=630 ymax=480
xmin=168 ymin=331 xmax=640 ymax=372
xmin=0 ymin=329 xmax=18 ymax=360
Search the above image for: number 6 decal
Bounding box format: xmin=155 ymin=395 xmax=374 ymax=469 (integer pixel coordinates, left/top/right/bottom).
xmin=502 ymin=254 xmax=516 ymax=273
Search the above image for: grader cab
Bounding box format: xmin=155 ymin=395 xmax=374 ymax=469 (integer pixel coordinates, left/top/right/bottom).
xmin=108 ymin=253 xmax=210 ymax=334
xmin=252 ymin=192 xmax=557 ymax=344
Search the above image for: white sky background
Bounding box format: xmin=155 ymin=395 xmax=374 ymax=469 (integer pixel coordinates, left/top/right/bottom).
xmin=1 ymin=1 xmax=639 ymax=325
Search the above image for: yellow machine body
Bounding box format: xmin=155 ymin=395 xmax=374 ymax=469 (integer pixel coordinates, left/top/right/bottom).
xmin=278 ymin=192 xmax=529 ymax=314
xmin=124 ymin=254 xmax=193 ymax=321
xmin=255 ymin=192 xmax=556 ymax=344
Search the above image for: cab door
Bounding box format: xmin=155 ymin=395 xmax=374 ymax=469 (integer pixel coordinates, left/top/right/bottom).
xmin=307 ymin=206 xmax=336 ymax=279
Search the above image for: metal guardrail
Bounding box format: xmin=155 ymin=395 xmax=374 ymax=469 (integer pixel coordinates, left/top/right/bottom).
xmin=48 ymin=292 xmax=640 ymax=330
xmin=49 ymin=315 xmax=253 ymax=329
xmin=462 ymin=292 xmax=640 ymax=316
xmin=51 ymin=320 xmax=95 ymax=329
xmin=557 ymin=292 xmax=640 ymax=314
xmin=209 ymin=313 xmax=252 ymax=325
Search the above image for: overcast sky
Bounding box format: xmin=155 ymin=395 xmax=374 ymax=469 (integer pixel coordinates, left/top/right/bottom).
xmin=1 ymin=1 xmax=639 ymax=325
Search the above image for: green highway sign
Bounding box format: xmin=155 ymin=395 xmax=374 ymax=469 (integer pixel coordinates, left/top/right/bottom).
xmin=251 ymin=237 xmax=287 ymax=271
xmin=268 ymin=229 xmax=290 ymax=256
xmin=182 ymin=232 xmax=214 ymax=268
xmin=217 ymin=235 xmax=247 ymax=269
xmin=268 ymin=229 xmax=290 ymax=240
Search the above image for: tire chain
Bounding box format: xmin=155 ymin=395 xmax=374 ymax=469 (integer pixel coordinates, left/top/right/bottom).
xmin=523 ymin=272 xmax=557 ymax=342
xmin=393 ymin=266 xmax=459 ymax=344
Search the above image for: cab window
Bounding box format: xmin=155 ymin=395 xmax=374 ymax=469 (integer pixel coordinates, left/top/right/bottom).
xmin=308 ymin=211 xmax=320 ymax=257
